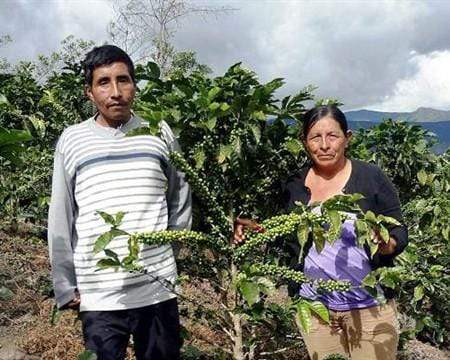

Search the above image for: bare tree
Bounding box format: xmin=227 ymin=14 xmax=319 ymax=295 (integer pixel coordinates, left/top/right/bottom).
xmin=108 ymin=0 xmax=235 ymax=74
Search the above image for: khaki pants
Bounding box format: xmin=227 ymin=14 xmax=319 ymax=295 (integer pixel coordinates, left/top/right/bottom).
xmin=300 ymin=300 xmax=399 ymax=360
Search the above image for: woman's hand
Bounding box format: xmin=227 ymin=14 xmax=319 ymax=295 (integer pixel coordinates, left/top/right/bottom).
xmin=233 ymin=218 xmax=265 ymax=244
xmin=372 ymin=230 xmax=397 ymax=255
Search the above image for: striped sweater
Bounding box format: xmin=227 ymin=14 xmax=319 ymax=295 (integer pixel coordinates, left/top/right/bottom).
xmin=48 ymin=115 xmax=192 ymax=311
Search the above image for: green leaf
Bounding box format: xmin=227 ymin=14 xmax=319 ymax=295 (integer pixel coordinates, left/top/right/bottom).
xmin=297 ymin=223 xmax=310 ymax=248
xmin=115 ymin=212 xmax=125 ymax=226
xmin=205 ymin=117 xmax=217 ymax=131
xmin=240 ymin=280 xmax=260 ymax=306
xmin=263 ymin=78 xmax=284 ymax=95
xmin=249 ymin=124 xmax=261 ymax=144
xmin=208 ymin=102 xmax=220 ymax=111
xmin=146 ymin=62 xmax=161 ymax=79
xmin=442 ymin=226 xmax=449 ymax=241
xmin=0 ymin=127 xmax=32 ymax=146
xmin=233 ymin=136 xmax=242 ymax=157
xmin=256 ymin=277 xmax=275 ymax=295
xmin=251 ymin=110 xmax=266 ymax=121
xmin=369 ymin=242 xmax=379 ymax=257
xmin=96 ymin=211 xmax=115 ymax=225
xmin=104 ymin=249 xmax=120 ymax=263
xmin=220 ymin=103 xmax=230 ymax=112
xmin=296 ymin=301 xmax=312 ymax=333
xmin=313 ymin=226 xmax=326 ymax=253
xmin=285 ymin=138 xmax=303 ymax=158
xmin=355 ymin=219 xmax=370 ymax=247
xmin=362 ymin=272 xmax=377 ymax=288
xmin=377 ymin=214 xmax=401 ymax=226
xmin=193 ymin=148 xmax=206 ymax=169
xmin=349 ymin=193 xmax=365 ymax=202
xmin=309 ymin=301 xmax=330 ymax=323
xmin=365 ymin=210 xmax=377 ymax=223
xmin=327 ymin=210 xmax=342 ymax=243
xmin=413 ymin=285 xmax=424 ymax=302
xmin=379 ymin=225 xmax=390 ymax=243
xmin=78 ymin=350 xmax=98 ymax=360
xmin=379 ymin=271 xmax=398 ymax=289
xmin=0 ymin=93 xmax=10 ymax=106
xmin=96 ymin=258 xmax=120 ymax=270
xmin=207 ymin=87 xmax=221 ymax=101
xmin=217 ymin=144 xmax=233 ymax=164
xmin=93 ymin=231 xmax=114 ymax=254
xmin=417 ymin=169 xmax=427 ymax=186
xmin=127 ymin=235 xmax=141 ymax=259
xmin=110 ymin=228 xmax=129 ymax=238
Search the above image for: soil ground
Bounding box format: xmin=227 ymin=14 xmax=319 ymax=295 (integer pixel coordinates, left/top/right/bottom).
xmin=1 ymin=231 xmax=448 ymax=359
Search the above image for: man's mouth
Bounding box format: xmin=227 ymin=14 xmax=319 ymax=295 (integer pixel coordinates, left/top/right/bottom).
xmin=108 ymin=103 xmax=126 ymax=108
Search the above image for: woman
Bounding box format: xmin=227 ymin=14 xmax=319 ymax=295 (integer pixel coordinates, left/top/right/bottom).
xmin=234 ymin=105 xmax=408 ymax=360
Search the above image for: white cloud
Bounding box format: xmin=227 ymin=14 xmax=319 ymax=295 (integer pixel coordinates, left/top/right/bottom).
xmin=370 ymin=50 xmax=450 ymax=112
xmin=0 ymin=0 xmax=111 ymax=63
xmin=175 ymin=0 xmax=441 ymax=109
xmin=2 ymin=0 xmax=450 ymax=111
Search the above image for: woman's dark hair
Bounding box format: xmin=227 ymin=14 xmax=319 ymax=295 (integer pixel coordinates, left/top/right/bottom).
xmin=83 ymin=45 xmax=135 ymax=86
xmin=302 ymin=105 xmax=348 ymax=139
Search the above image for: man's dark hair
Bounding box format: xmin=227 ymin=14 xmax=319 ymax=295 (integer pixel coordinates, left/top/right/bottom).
xmin=83 ymin=45 xmax=135 ymax=86
xmin=302 ymin=104 xmax=348 ymax=139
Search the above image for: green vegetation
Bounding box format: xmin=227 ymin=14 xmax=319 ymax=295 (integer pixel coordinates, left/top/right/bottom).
xmin=0 ymin=38 xmax=448 ymax=358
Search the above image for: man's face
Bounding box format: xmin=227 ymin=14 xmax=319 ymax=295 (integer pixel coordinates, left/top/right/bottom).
xmin=86 ymin=62 xmax=136 ymax=123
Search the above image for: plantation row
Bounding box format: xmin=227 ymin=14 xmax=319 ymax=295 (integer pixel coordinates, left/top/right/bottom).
xmin=0 ymin=41 xmax=449 ymax=358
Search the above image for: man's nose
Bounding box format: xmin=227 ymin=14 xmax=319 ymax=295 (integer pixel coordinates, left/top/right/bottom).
xmin=111 ymin=81 xmax=122 ymax=98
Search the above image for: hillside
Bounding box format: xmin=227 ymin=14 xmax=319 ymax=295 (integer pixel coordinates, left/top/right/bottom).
xmin=346 ymin=107 xmax=450 ymax=123
xmin=346 ymin=108 xmax=450 ymax=153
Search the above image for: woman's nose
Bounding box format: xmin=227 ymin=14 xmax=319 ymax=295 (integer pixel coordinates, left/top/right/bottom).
xmin=320 ymin=137 xmax=330 ymax=149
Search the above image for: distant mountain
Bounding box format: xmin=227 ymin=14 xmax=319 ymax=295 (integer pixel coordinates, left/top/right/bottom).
xmin=345 ymin=107 xmax=450 ymax=123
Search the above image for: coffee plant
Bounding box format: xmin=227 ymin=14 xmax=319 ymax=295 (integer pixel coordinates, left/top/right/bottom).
xmin=92 ymin=61 xmax=446 ymax=357
xmin=94 ymin=193 xmax=396 ymax=359
xmin=1 ymin=38 xmax=449 ymax=357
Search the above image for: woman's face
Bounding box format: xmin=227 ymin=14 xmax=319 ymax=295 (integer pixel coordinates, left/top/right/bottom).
xmin=304 ymin=116 xmax=351 ymax=170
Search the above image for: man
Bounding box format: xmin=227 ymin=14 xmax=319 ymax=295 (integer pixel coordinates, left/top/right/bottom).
xmin=48 ymin=45 xmax=191 ymax=359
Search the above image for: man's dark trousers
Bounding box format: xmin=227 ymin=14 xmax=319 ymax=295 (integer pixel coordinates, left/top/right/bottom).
xmin=80 ymin=298 xmax=181 ymax=360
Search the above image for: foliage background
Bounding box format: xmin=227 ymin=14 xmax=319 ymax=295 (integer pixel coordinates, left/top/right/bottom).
xmin=0 ymin=37 xmax=448 ymax=358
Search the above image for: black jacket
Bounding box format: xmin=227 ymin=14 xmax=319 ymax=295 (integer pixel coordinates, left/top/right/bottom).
xmin=282 ymin=159 xmax=408 ymax=297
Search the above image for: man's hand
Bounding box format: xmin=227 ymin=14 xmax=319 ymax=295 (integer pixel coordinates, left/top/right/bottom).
xmin=372 ymin=230 xmax=397 ymax=255
xmin=65 ymin=290 xmax=81 ymax=310
xmin=233 ymin=218 xmax=265 ymax=244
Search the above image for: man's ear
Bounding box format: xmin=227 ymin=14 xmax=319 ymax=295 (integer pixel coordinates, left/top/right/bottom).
xmin=85 ymin=85 xmax=94 ymax=102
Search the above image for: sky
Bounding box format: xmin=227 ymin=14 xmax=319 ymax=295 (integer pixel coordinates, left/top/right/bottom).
xmin=1 ymin=0 xmax=450 ymax=112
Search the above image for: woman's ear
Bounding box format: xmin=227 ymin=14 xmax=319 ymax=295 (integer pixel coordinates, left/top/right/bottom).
xmin=345 ymin=130 xmax=353 ymax=147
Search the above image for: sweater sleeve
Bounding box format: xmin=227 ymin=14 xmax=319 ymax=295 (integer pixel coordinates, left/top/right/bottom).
xmin=160 ymin=122 xmax=192 ymax=231
xmin=374 ymin=168 xmax=408 ymax=262
xmin=48 ymin=144 xmax=78 ymax=309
